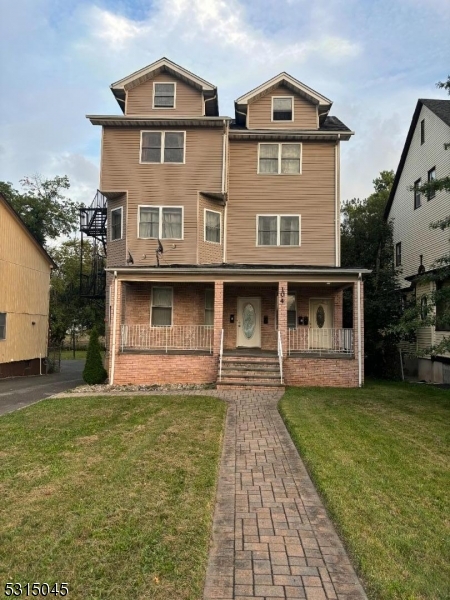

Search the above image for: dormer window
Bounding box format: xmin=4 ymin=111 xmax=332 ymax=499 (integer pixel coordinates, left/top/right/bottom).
xmin=272 ymin=97 xmax=293 ymax=121
xmin=153 ymin=82 xmax=176 ymax=108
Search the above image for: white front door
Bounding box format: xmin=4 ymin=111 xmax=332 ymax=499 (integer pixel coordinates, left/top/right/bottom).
xmin=237 ymin=297 xmax=261 ymax=348
xmin=309 ymin=299 xmax=333 ymax=349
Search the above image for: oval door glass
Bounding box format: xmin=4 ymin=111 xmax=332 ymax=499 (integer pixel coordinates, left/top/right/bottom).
xmin=316 ymin=305 xmax=325 ymax=328
xmin=243 ymin=303 xmax=256 ymax=339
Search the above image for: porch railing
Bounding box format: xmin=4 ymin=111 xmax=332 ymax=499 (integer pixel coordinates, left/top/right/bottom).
xmin=219 ymin=329 xmax=224 ymax=382
xmin=288 ymin=328 xmax=354 ymax=355
xmin=277 ymin=330 xmax=284 ymax=384
xmin=121 ymin=324 xmax=213 ymax=353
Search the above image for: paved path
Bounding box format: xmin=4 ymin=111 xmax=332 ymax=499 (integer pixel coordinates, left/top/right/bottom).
xmin=204 ymin=389 xmax=367 ymax=600
xmin=0 ymin=360 xmax=84 ymax=416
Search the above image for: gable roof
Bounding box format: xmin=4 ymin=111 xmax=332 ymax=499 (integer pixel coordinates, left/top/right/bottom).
xmin=0 ymin=193 xmax=57 ymax=269
xmin=384 ymin=98 xmax=450 ymax=219
xmin=110 ymin=57 xmax=218 ymax=116
xmin=235 ymin=72 xmax=332 ymax=125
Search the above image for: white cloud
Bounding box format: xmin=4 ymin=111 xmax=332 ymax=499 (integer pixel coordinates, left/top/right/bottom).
xmin=0 ymin=0 xmax=448 ymax=209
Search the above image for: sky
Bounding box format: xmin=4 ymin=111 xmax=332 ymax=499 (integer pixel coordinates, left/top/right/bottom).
xmin=0 ymin=0 xmax=449 ymax=207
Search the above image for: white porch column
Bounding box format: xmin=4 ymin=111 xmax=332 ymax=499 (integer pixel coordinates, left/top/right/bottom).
xmin=278 ymin=280 xmax=288 ymax=355
xmin=213 ymin=280 xmax=224 ymax=356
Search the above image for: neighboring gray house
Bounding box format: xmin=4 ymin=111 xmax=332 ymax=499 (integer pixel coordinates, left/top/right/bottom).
xmin=385 ymin=99 xmax=450 ymax=382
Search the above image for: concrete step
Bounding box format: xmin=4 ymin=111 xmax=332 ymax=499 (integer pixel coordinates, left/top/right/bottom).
xmin=221 ymin=371 xmax=280 ymax=379
xmin=217 ymin=382 xmax=285 ymax=390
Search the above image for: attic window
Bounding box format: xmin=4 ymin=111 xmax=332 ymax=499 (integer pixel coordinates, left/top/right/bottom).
xmin=272 ymin=97 xmax=293 ymax=121
xmin=153 ymin=83 xmax=175 ymax=108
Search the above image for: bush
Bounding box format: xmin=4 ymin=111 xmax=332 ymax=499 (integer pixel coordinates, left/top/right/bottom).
xmin=82 ymin=327 xmax=107 ymax=384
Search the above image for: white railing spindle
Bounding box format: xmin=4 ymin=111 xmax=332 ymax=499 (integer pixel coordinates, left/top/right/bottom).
xmin=287 ymin=328 xmax=354 ymax=354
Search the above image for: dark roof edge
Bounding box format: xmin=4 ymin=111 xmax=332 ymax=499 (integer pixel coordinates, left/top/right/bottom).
xmin=0 ymin=193 xmax=57 ymax=268
xmin=106 ymin=264 xmax=371 ymax=275
xmin=384 ymin=100 xmax=423 ymax=220
xmin=384 ymin=98 xmax=450 ymax=220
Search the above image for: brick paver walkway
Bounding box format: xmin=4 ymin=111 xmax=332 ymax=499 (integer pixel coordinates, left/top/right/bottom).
xmin=204 ymin=389 xmax=367 ymax=600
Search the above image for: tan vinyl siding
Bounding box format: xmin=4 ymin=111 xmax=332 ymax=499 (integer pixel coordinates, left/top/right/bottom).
xmin=226 ymin=139 xmax=336 ymax=265
xmin=126 ymin=72 xmax=204 ymax=117
xmin=0 ymin=200 xmax=52 ymax=363
xmin=101 ymin=126 xmax=223 ymax=266
xmin=198 ymin=195 xmax=224 ymax=264
xmin=248 ymin=85 xmax=317 ymax=130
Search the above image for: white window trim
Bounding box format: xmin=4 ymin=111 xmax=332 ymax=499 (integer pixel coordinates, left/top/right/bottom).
xmin=110 ymin=206 xmax=123 ymax=241
xmin=139 ymin=131 xmax=186 ymax=164
xmin=152 ymin=81 xmax=177 ymax=109
xmin=257 ymin=142 xmax=302 ymax=175
xmin=137 ymin=205 xmax=184 ymax=240
xmin=256 ymin=214 xmax=301 ymax=247
xmin=271 ymin=95 xmax=295 ymax=122
xmin=150 ymin=286 xmax=173 ymax=327
xmin=204 ymin=208 xmax=222 ymax=244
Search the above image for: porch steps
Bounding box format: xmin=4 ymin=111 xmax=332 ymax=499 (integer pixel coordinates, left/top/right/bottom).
xmin=217 ymin=356 xmax=284 ymax=390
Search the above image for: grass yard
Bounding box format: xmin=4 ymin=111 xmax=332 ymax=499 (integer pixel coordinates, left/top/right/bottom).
xmin=279 ymin=381 xmax=450 ymax=600
xmin=0 ymin=394 xmax=226 ymax=600
xmin=60 ymin=349 xmax=87 ymax=359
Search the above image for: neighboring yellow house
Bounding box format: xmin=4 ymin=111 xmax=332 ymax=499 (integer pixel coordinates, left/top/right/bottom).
xmin=0 ymin=193 xmax=56 ymax=378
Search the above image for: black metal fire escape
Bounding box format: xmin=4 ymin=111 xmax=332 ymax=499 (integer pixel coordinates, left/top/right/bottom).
xmin=79 ymin=191 xmax=107 ymax=299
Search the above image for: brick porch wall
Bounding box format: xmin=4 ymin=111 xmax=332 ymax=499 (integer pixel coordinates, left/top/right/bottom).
xmin=114 ymin=354 xmax=218 ymax=385
xmin=284 ymin=357 xmax=358 ymax=387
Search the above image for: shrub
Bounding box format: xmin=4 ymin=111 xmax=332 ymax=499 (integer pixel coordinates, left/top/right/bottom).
xmin=82 ymin=327 xmax=107 ymax=384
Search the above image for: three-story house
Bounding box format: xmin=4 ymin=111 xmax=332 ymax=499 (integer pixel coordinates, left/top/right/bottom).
xmin=87 ymin=57 xmax=368 ymax=388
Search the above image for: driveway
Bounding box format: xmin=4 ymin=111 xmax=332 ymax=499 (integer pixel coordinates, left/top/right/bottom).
xmin=0 ymin=360 xmax=84 ymax=417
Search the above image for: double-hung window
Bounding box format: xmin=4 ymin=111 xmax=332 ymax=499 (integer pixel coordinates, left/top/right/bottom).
xmin=110 ymin=207 xmax=122 ymax=241
xmin=205 ymin=289 xmax=214 ymax=325
xmin=153 ymin=83 xmax=175 ymax=108
xmin=395 ymin=242 xmax=402 ymax=267
xmin=258 ymin=143 xmax=301 ymax=174
xmin=0 ymin=313 xmax=6 ymax=340
xmin=204 ymin=209 xmax=221 ymax=243
xmin=139 ymin=206 xmax=183 ymax=239
xmin=428 ymin=167 xmax=436 ymax=200
xmin=151 ymin=287 xmax=173 ymax=326
xmin=414 ymin=179 xmax=421 ymax=209
xmin=257 ymin=215 xmax=300 ymax=246
xmin=272 ymin=97 xmax=293 ymax=121
xmin=140 ymin=131 xmax=185 ymax=163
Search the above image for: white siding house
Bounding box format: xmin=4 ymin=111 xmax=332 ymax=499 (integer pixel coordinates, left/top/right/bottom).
xmin=385 ymin=99 xmax=450 ymax=382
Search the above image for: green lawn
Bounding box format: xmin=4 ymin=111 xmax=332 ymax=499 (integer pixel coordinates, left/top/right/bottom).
xmin=0 ymin=395 xmax=226 ymax=600
xmin=279 ymin=381 xmax=450 ymax=600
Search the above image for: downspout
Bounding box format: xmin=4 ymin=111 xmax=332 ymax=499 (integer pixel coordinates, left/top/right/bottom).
xmin=335 ymin=134 xmax=341 ymax=267
xmin=222 ymin=119 xmax=229 ymax=262
xmin=110 ymin=271 xmax=118 ymax=385
xmin=357 ymin=272 xmax=362 ymax=387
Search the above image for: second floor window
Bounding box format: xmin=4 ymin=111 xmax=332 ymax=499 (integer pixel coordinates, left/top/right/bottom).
xmin=153 ymin=83 xmax=175 ymax=108
xmin=395 ymin=242 xmax=402 ymax=266
xmin=420 ymin=119 xmax=425 ymax=144
xmin=258 ymin=143 xmax=301 ymax=175
xmin=139 ymin=206 xmax=183 ymax=239
xmin=272 ymin=97 xmax=293 ymax=121
xmin=428 ymin=167 xmax=436 ymax=199
xmin=257 ymin=215 xmax=300 ymax=246
xmin=414 ymin=179 xmax=421 ymax=209
xmin=111 ymin=207 xmax=123 ymax=241
xmin=204 ymin=209 xmax=221 ymax=243
xmin=140 ymin=131 xmax=185 ymax=163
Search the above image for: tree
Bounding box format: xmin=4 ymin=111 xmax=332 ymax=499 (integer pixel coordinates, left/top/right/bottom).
xmin=341 ymin=170 xmax=402 ymax=377
xmin=49 ymin=238 xmax=105 ymax=345
xmin=0 ymin=175 xmax=79 ymax=247
xmin=83 ymin=327 xmax=107 ymax=384
xmin=436 ymin=75 xmax=450 ymax=95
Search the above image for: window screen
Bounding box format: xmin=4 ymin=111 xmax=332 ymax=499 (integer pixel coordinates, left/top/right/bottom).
xmin=154 ymin=83 xmax=175 ymax=108
xmin=0 ymin=313 xmax=5 ymax=340
xmin=151 ymin=287 xmax=173 ymax=326
xmin=205 ymin=210 xmax=221 ymax=243
xmin=273 ymin=97 xmax=293 ymax=121
xmin=111 ymin=208 xmax=122 ymax=240
xmin=139 ymin=207 xmax=159 ymax=238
